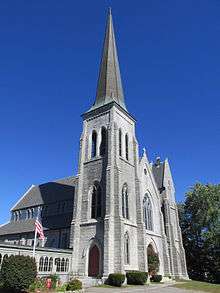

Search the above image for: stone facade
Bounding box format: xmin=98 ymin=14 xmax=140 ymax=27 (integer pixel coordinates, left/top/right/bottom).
xmin=70 ymin=103 xmax=188 ymax=278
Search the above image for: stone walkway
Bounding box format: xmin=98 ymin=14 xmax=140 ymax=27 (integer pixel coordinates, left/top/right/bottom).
xmin=85 ymin=283 xmax=203 ymax=293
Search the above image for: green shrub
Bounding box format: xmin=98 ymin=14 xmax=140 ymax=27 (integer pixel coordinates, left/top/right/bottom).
xmin=66 ymin=278 xmax=82 ymax=291
xmin=29 ymin=278 xmax=46 ymax=292
xmin=108 ymin=273 xmax=125 ymax=287
xmin=126 ymin=271 xmax=148 ymax=285
xmin=151 ymin=274 xmax=162 ymax=282
xmin=56 ymin=283 xmax=67 ymax=292
xmin=0 ymin=255 xmax=37 ymax=291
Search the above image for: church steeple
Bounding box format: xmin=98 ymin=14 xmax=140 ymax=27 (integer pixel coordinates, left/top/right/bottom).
xmin=90 ymin=9 xmax=126 ymax=111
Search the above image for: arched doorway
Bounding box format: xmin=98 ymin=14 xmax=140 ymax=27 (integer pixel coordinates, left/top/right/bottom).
xmin=147 ymin=243 xmax=159 ymax=276
xmin=88 ymin=244 xmax=100 ymax=277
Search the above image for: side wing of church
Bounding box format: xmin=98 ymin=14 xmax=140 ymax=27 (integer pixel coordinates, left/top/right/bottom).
xmin=0 ymin=10 xmax=188 ymax=280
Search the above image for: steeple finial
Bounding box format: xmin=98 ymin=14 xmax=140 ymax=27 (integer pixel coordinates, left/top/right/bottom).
xmin=90 ymin=9 xmax=126 ymax=111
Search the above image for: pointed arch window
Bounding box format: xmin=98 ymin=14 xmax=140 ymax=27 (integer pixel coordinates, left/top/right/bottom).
xmin=61 ymin=258 xmax=65 ymax=272
xmin=39 ymin=257 xmax=44 ymax=272
xmin=43 ymin=257 xmax=48 ymax=272
xmin=122 ymin=184 xmax=129 ymax=219
xmin=100 ymin=127 xmax=107 ymax=156
xmin=125 ymin=134 xmax=129 ymax=160
xmin=65 ymin=258 xmax=69 ymax=272
xmin=119 ymin=129 xmax=122 ymax=156
xmin=124 ymin=232 xmax=130 ymax=264
xmin=91 ymin=183 xmax=102 ymax=219
xmin=48 ymin=257 xmax=53 ymax=272
xmin=91 ymin=131 xmax=97 ymax=158
xmin=14 ymin=212 xmax=18 ymax=221
xmin=143 ymin=194 xmax=153 ymax=231
xmin=55 ymin=258 xmax=61 ymax=272
xmin=27 ymin=210 xmax=30 ymax=219
xmin=31 ymin=208 xmax=34 ymax=219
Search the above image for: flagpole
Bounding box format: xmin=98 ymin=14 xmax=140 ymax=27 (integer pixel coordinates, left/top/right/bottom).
xmin=32 ymin=226 xmax=37 ymax=258
xmin=33 ymin=206 xmax=40 ymax=258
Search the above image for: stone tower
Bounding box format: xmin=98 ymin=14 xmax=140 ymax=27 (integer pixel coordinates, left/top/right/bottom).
xmin=70 ymin=9 xmax=146 ymax=277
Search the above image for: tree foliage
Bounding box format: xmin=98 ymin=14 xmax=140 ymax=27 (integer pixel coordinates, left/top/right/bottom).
xmin=148 ymin=254 xmax=160 ymax=275
xmin=178 ymin=183 xmax=220 ymax=283
xmin=0 ymin=255 xmax=37 ymax=291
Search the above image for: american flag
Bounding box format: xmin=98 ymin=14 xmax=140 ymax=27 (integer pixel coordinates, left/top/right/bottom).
xmin=35 ymin=209 xmax=45 ymax=240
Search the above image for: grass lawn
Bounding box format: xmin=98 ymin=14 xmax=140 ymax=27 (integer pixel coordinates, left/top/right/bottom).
xmin=173 ymin=280 xmax=220 ymax=293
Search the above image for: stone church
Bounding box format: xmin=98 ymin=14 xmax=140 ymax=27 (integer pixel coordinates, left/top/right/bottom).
xmin=0 ymin=10 xmax=188 ymax=279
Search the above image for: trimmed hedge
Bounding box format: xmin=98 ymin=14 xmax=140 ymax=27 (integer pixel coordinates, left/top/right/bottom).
xmin=151 ymin=274 xmax=162 ymax=282
xmin=108 ymin=273 xmax=125 ymax=287
xmin=66 ymin=279 xmax=82 ymax=291
xmin=0 ymin=255 xmax=37 ymax=291
xmin=126 ymin=271 xmax=148 ymax=285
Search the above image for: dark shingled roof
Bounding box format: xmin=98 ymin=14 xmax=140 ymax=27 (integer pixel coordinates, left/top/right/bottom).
xmin=0 ymin=176 xmax=77 ymax=236
xmin=0 ymin=219 xmax=36 ymax=235
xmin=152 ymin=158 xmax=165 ymax=193
xmin=0 ymin=214 xmax=73 ymax=236
xmin=12 ymin=176 xmax=77 ymax=211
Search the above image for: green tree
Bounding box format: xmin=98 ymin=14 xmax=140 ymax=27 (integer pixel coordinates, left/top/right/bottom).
xmin=178 ymin=183 xmax=220 ymax=283
xmin=148 ymin=254 xmax=160 ymax=276
xmin=0 ymin=255 xmax=37 ymax=291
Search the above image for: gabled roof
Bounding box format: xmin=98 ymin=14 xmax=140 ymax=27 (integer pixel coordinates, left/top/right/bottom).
xmin=0 ymin=176 xmax=77 ymax=236
xmin=11 ymin=176 xmax=77 ymax=211
xmin=90 ymin=9 xmax=126 ymax=111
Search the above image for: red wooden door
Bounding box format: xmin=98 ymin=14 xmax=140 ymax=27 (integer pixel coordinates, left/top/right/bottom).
xmin=88 ymin=245 xmax=100 ymax=277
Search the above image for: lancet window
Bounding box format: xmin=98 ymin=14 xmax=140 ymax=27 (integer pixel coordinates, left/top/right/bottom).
xmin=91 ymin=182 xmax=102 ymax=219
xmin=91 ymin=131 xmax=97 ymax=158
xmin=122 ymin=183 xmax=129 ymax=219
xmin=125 ymin=134 xmax=129 ymax=160
xmin=143 ymin=194 xmax=153 ymax=231
xmin=100 ymin=127 xmax=107 ymax=156
xmin=124 ymin=232 xmax=130 ymax=264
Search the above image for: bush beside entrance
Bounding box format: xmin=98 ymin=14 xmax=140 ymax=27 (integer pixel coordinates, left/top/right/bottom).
xmin=107 ymin=273 xmax=125 ymax=287
xmin=151 ymin=274 xmax=162 ymax=282
xmin=126 ymin=271 xmax=148 ymax=285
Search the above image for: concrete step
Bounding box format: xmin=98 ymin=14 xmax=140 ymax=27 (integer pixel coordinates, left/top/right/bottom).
xmin=80 ymin=277 xmax=103 ymax=288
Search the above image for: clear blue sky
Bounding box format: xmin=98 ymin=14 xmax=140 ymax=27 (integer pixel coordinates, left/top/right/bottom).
xmin=0 ymin=1 xmax=219 ymax=224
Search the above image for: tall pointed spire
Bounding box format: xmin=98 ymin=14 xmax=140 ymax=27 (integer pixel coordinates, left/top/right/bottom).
xmin=90 ymin=9 xmax=126 ymax=111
